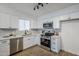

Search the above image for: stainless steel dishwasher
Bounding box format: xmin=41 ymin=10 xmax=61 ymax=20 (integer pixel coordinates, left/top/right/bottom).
xmin=10 ymin=37 xmax=23 ymax=55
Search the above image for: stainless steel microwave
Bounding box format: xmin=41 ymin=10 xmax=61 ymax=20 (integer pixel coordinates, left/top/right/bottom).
xmin=43 ymin=22 xmax=53 ymax=29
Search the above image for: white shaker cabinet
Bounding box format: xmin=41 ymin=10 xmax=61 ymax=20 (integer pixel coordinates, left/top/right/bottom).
xmin=53 ymin=18 xmax=60 ymax=29
xmin=23 ymin=37 xmax=30 ymax=49
xmin=34 ymin=36 xmax=40 ymax=45
xmin=0 ymin=13 xmax=10 ymax=28
xmin=0 ymin=39 xmax=10 ymax=56
xmin=23 ymin=35 xmax=40 ymax=49
xmin=31 ymin=19 xmax=43 ymax=29
xmin=37 ymin=21 xmax=43 ymax=29
xmin=10 ymin=16 xmax=18 ymax=29
xmin=51 ymin=36 xmax=61 ymax=53
xmin=30 ymin=19 xmax=38 ymax=29
xmin=0 ymin=13 xmax=18 ymax=29
xmin=23 ymin=36 xmax=35 ymax=49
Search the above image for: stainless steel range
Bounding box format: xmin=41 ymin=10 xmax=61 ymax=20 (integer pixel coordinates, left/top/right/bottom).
xmin=40 ymin=22 xmax=54 ymax=49
xmin=41 ymin=35 xmax=51 ymax=48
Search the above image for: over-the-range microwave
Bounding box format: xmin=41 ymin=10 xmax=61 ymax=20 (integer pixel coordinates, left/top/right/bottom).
xmin=43 ymin=22 xmax=53 ymax=29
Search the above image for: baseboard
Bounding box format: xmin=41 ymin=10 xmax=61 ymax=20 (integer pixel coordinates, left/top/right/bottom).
xmin=60 ymin=50 xmax=78 ymax=56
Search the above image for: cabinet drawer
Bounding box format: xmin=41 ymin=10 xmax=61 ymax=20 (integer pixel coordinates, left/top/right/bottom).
xmin=51 ymin=43 xmax=56 ymax=48
xmin=23 ymin=38 xmax=32 ymax=44
xmin=51 ymin=47 xmax=57 ymax=52
xmin=52 ymin=47 xmax=56 ymax=50
xmin=23 ymin=37 xmax=31 ymax=41
xmin=53 ymin=38 xmax=57 ymax=42
xmin=24 ymin=38 xmax=30 ymax=41
xmin=51 ymin=44 xmax=57 ymax=49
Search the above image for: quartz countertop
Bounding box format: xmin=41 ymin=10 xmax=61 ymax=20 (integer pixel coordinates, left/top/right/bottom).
xmin=0 ymin=36 xmax=23 ymax=41
xmin=0 ymin=32 xmax=41 ymax=41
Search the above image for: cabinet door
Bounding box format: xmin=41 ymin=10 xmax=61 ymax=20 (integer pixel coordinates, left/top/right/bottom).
xmin=23 ymin=37 xmax=31 ymax=49
xmin=30 ymin=19 xmax=38 ymax=29
xmin=51 ymin=37 xmax=57 ymax=52
xmin=0 ymin=45 xmax=9 ymax=56
xmin=30 ymin=36 xmax=36 ymax=46
xmin=37 ymin=21 xmax=43 ymax=29
xmin=35 ymin=36 xmax=40 ymax=45
xmin=23 ymin=36 xmax=37 ymax=49
xmin=53 ymin=18 xmax=60 ymax=29
xmin=0 ymin=40 xmax=10 ymax=56
xmin=0 ymin=13 xmax=10 ymax=28
xmin=10 ymin=16 xmax=18 ymax=29
xmin=51 ymin=36 xmax=61 ymax=53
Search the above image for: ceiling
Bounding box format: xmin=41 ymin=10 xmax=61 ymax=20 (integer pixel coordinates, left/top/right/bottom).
xmin=1 ymin=3 xmax=78 ymax=18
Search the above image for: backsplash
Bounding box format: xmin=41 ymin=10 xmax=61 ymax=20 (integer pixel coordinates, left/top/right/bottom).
xmin=0 ymin=29 xmax=16 ymax=37
xmin=0 ymin=29 xmax=42 ymax=38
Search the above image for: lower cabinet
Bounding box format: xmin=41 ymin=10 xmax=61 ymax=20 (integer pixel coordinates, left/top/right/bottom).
xmin=51 ymin=36 xmax=61 ymax=53
xmin=23 ymin=36 xmax=40 ymax=49
xmin=23 ymin=36 xmax=35 ymax=49
xmin=0 ymin=35 xmax=40 ymax=55
xmin=0 ymin=40 xmax=10 ymax=56
xmin=34 ymin=36 xmax=40 ymax=45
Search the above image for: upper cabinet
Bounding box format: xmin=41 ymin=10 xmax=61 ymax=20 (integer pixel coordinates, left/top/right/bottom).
xmin=0 ymin=13 xmax=18 ymax=29
xmin=30 ymin=19 xmax=38 ymax=29
xmin=53 ymin=18 xmax=60 ymax=29
xmin=10 ymin=15 xmax=18 ymax=29
xmin=0 ymin=13 xmax=10 ymax=28
xmin=37 ymin=19 xmax=43 ymax=29
xmin=53 ymin=17 xmax=60 ymax=29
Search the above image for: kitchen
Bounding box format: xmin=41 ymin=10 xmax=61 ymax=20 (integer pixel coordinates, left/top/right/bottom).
xmin=0 ymin=3 xmax=79 ymax=56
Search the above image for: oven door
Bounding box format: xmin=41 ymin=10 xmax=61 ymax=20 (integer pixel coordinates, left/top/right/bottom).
xmin=41 ymin=38 xmax=51 ymax=48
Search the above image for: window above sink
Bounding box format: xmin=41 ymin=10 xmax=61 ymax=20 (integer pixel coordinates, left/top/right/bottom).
xmin=18 ymin=19 xmax=30 ymax=31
